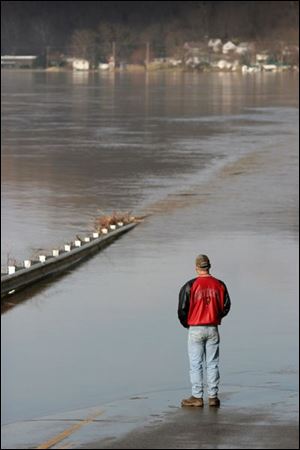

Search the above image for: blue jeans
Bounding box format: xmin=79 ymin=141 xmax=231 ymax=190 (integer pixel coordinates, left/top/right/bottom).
xmin=188 ymin=326 xmax=220 ymax=398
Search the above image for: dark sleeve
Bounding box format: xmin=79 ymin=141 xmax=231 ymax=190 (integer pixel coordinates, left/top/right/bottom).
xmin=220 ymin=282 xmax=231 ymax=318
xmin=178 ymin=279 xmax=195 ymax=328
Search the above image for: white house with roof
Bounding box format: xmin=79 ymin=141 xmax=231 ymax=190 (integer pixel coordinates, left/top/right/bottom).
xmin=222 ymin=41 xmax=237 ymax=54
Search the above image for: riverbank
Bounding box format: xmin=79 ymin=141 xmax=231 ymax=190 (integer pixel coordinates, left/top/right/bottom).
xmin=1 ymin=63 xmax=299 ymax=74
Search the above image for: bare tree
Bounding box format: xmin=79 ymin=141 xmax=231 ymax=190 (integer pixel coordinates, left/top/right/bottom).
xmin=69 ymin=29 xmax=97 ymax=65
xmin=164 ymin=20 xmax=188 ymax=58
xmin=32 ymin=18 xmax=53 ymax=47
xmin=97 ymin=22 xmax=137 ymax=63
xmin=1 ymin=14 xmax=21 ymax=54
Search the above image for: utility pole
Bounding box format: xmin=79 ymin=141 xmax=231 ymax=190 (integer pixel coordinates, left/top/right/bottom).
xmin=145 ymin=41 xmax=150 ymax=69
xmin=45 ymin=46 xmax=50 ymax=69
xmin=112 ymin=41 xmax=116 ymax=69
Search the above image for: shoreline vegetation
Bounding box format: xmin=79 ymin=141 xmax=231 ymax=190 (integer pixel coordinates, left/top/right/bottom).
xmin=2 ymin=39 xmax=299 ymax=74
xmin=2 ymin=63 xmax=299 ymax=74
xmin=2 ymin=3 xmax=298 ymax=74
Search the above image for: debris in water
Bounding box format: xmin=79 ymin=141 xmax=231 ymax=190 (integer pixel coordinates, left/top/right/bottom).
xmin=94 ymin=211 xmax=143 ymax=232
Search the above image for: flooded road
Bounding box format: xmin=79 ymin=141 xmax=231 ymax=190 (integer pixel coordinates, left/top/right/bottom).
xmin=1 ymin=71 xmax=298 ymax=428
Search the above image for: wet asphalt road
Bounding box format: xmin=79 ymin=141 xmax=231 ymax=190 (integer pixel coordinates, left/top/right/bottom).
xmin=82 ymin=404 xmax=299 ymax=449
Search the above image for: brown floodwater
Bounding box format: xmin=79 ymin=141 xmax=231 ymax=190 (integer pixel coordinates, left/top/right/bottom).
xmin=1 ymin=70 xmax=298 ymax=425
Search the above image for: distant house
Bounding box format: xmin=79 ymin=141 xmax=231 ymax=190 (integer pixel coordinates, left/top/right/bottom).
xmin=222 ymin=41 xmax=237 ymax=54
xmin=152 ymin=57 xmax=182 ymax=67
xmin=98 ymin=62 xmax=110 ymax=70
xmin=183 ymin=42 xmax=210 ymax=65
xmin=212 ymin=59 xmax=240 ymax=71
xmin=184 ymin=41 xmax=207 ymax=55
xmin=98 ymin=55 xmax=115 ymax=71
xmin=72 ymin=59 xmax=89 ymax=71
xmin=1 ymin=55 xmax=37 ymax=68
xmin=256 ymin=53 xmax=269 ymax=64
xmin=208 ymin=39 xmax=222 ymax=53
xmin=235 ymin=42 xmax=252 ymax=55
xmin=281 ymin=45 xmax=299 ymax=65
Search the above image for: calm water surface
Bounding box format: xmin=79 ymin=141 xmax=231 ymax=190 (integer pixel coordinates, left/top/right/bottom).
xmin=1 ymin=71 xmax=299 ymax=425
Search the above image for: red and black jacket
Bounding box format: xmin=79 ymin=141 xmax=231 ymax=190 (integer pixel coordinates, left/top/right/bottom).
xmin=178 ymin=275 xmax=231 ymax=328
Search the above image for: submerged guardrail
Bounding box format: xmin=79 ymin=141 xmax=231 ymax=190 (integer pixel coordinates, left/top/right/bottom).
xmin=1 ymin=222 xmax=137 ymax=299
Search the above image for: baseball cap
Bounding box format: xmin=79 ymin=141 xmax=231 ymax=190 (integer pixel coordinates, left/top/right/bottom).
xmin=195 ymin=254 xmax=211 ymax=269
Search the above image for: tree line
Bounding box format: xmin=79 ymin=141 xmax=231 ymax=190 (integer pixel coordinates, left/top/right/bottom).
xmin=1 ymin=1 xmax=299 ymax=57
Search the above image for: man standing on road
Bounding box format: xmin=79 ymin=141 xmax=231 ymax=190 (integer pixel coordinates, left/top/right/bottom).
xmin=178 ymin=254 xmax=231 ymax=407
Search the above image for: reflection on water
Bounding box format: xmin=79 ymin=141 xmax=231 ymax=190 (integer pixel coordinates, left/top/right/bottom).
xmin=1 ymin=71 xmax=298 ymax=425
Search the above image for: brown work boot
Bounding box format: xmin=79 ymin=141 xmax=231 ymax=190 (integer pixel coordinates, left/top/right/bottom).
xmin=208 ymin=397 xmax=220 ymax=407
xmin=181 ymin=396 xmax=204 ymax=407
